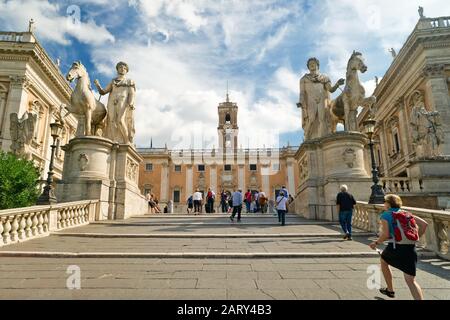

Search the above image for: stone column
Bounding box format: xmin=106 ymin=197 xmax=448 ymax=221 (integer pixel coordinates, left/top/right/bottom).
xmin=287 ymin=158 xmax=296 ymax=196
xmin=423 ymin=64 xmax=450 ymax=155
xmin=0 ymin=91 xmax=7 ymax=140
xmin=261 ymin=164 xmax=270 ymax=196
xmin=397 ymin=98 xmax=411 ymax=158
xmin=160 ymin=162 xmax=169 ymax=202
xmin=186 ymin=165 xmax=193 ymax=198
xmin=238 ymin=164 xmax=245 ymax=191
xmin=210 ymin=164 xmax=217 ymax=193
xmin=1 ymin=76 xmax=30 ymax=151
xmin=379 ymin=121 xmax=390 ymax=176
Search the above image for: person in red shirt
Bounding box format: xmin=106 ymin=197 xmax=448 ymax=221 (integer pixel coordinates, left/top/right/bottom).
xmin=244 ymin=189 xmax=252 ymax=213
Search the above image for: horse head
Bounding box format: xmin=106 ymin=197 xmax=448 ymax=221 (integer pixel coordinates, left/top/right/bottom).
xmin=66 ymin=60 xmax=87 ymax=82
xmin=348 ymin=51 xmax=368 ymax=73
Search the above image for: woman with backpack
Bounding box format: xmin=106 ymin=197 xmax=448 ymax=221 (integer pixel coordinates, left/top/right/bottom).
xmin=369 ymin=194 xmax=428 ymax=300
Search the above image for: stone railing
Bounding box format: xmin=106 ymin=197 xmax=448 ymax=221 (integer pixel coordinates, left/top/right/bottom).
xmin=418 ymin=16 xmax=450 ymax=30
xmin=0 ymin=32 xmax=24 ymax=42
xmin=354 ymin=202 xmax=449 ymax=260
xmin=381 ymin=178 xmax=421 ymax=194
xmin=0 ymin=200 xmax=99 ymax=247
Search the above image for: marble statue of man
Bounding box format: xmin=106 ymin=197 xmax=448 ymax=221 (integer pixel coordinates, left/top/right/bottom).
xmin=299 ymin=58 xmax=344 ymax=140
xmin=94 ymin=62 xmax=136 ymax=144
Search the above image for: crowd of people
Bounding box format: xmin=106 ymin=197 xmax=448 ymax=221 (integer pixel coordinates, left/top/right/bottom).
xmin=183 ymin=186 xmax=294 ymax=219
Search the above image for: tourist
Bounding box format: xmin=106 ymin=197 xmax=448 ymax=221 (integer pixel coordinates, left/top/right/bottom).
xmin=282 ymin=186 xmax=289 ymax=199
xmin=220 ymin=190 xmax=228 ymax=213
xmin=250 ymin=196 xmax=256 ymax=214
xmin=146 ymin=192 xmax=152 ymax=212
xmin=258 ymin=189 xmax=267 ymax=213
xmin=193 ymin=189 xmax=203 ymax=215
xmin=369 ymin=194 xmax=428 ymax=300
xmin=244 ymin=189 xmax=252 ymax=213
xmin=186 ymin=194 xmax=194 ymax=214
xmin=275 ymin=191 xmax=289 ymax=226
xmin=154 ymin=198 xmax=161 ymax=213
xmin=230 ymin=189 xmax=243 ymax=222
xmin=227 ymin=191 xmax=233 ymax=214
xmin=206 ymin=188 xmax=215 ymax=214
xmin=254 ymin=191 xmax=260 ymax=213
xmin=167 ymin=200 xmax=173 ymax=214
xmin=148 ymin=193 xmax=157 ymax=214
xmin=336 ymin=185 xmax=356 ymax=240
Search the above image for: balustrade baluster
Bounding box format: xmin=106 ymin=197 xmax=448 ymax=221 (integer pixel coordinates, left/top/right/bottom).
xmin=37 ymin=212 xmax=44 ymax=234
xmin=43 ymin=213 xmax=49 ymax=233
xmin=25 ymin=214 xmax=32 ymax=237
xmin=3 ymin=217 xmax=11 ymax=244
xmin=61 ymin=209 xmax=67 ymax=228
xmin=10 ymin=215 xmax=19 ymax=242
xmin=57 ymin=210 xmax=62 ymax=229
xmin=31 ymin=213 xmax=38 ymax=236
xmin=0 ymin=218 xmax=4 ymax=245
xmin=18 ymin=215 xmax=26 ymax=240
xmin=437 ymin=221 xmax=449 ymax=255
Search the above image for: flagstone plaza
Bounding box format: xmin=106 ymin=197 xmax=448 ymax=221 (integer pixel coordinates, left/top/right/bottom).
xmin=0 ymin=214 xmax=449 ymax=300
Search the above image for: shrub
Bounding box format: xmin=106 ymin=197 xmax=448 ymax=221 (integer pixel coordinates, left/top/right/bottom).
xmin=0 ymin=151 xmax=41 ymax=209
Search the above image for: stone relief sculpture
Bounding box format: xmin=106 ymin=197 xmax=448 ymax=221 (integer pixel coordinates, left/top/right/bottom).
xmin=409 ymin=91 xmax=445 ymax=158
xmin=9 ymin=110 xmax=38 ymax=159
xmin=330 ymin=51 xmax=377 ymax=132
xmin=78 ymin=153 xmax=89 ymax=171
xmin=299 ymin=57 xmax=345 ymax=140
xmin=94 ymin=62 xmax=136 ymax=144
xmin=65 ymin=61 xmax=107 ymax=136
xmin=342 ymin=148 xmax=356 ymax=168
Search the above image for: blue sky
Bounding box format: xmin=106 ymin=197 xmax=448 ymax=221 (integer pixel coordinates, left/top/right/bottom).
xmin=1 ymin=0 xmax=448 ymax=149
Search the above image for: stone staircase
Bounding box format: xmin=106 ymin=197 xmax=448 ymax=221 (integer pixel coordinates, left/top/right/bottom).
xmin=0 ymin=213 xmax=448 ymax=299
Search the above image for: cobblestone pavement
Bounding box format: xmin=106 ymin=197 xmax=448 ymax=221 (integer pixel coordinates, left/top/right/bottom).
xmin=0 ymin=214 xmax=448 ymax=300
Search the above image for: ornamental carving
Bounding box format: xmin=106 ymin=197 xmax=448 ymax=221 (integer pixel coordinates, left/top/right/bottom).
xmin=342 ymin=148 xmax=357 ymax=169
xmin=9 ymin=110 xmax=38 ymax=160
xmin=422 ymin=64 xmax=445 ymax=78
xmin=78 ymin=154 xmax=89 ymax=171
xmin=9 ymin=75 xmax=31 ymax=89
xmin=126 ymin=158 xmax=138 ymax=182
xmin=298 ymin=157 xmax=309 ymax=183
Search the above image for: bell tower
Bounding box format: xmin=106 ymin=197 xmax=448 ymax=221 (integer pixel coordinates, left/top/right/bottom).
xmin=217 ymin=91 xmax=239 ymax=152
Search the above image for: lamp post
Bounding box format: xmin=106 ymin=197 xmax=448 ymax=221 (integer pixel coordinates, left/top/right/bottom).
xmin=37 ymin=120 xmax=63 ymax=205
xmin=363 ymin=117 xmax=385 ymax=204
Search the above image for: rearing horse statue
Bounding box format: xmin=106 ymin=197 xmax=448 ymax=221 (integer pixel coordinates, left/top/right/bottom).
xmin=330 ymin=51 xmax=376 ymax=132
xmin=65 ymin=61 xmax=107 ymax=136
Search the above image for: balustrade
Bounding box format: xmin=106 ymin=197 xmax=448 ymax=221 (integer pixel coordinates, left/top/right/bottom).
xmin=0 ymin=200 xmax=98 ymax=247
xmin=355 ymin=202 xmax=450 ymax=259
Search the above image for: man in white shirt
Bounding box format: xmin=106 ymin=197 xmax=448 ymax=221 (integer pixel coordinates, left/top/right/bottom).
xmin=276 ymin=191 xmax=289 ymax=226
xmin=193 ymin=189 xmax=203 ymax=214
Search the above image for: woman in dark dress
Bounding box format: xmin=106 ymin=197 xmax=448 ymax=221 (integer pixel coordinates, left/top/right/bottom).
xmin=369 ymin=194 xmax=428 ymax=300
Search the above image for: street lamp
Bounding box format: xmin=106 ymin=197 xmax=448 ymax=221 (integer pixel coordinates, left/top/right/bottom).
xmin=363 ymin=117 xmax=385 ymax=204
xmin=36 ymin=120 xmax=63 ymax=205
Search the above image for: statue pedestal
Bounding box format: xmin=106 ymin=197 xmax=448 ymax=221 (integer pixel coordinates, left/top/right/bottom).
xmin=294 ymin=132 xmax=372 ymax=221
xmin=408 ymin=158 xmax=450 ymax=209
xmin=56 ymin=136 xmax=148 ymax=220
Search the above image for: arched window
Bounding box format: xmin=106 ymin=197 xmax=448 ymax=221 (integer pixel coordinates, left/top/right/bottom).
xmin=225 ymin=113 xmax=231 ymax=123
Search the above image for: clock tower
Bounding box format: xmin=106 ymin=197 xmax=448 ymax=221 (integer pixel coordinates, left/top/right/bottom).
xmin=217 ymin=92 xmax=239 ymax=152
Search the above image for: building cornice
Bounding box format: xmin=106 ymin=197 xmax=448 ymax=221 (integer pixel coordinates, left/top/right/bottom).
xmin=0 ymin=40 xmax=72 ymax=100
xmin=373 ymin=19 xmax=450 ymax=106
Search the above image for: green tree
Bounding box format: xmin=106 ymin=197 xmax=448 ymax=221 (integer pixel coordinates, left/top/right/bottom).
xmin=0 ymin=151 xmax=41 ymax=209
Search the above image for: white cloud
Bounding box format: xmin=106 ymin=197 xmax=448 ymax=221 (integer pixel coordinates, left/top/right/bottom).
xmin=0 ymin=0 xmax=115 ymax=45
